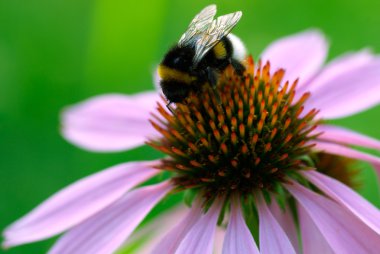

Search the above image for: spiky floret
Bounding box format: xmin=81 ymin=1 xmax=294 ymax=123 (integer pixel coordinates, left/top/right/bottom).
xmin=148 ymin=56 xmax=319 ymax=199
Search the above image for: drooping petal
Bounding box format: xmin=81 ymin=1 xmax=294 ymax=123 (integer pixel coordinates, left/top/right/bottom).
xmin=260 ymin=29 xmax=328 ymax=86
xmin=314 ymin=141 xmax=380 ymax=165
xmin=175 ymin=200 xmax=222 ymax=254
xmin=118 ymin=206 xmax=187 ymax=254
xmin=302 ymin=170 xmax=380 ymax=235
xmin=222 ymin=197 xmax=259 ymax=254
xmin=120 ymin=206 xmax=187 ymax=254
xmin=316 ymin=125 xmax=380 ymax=150
xmin=152 ymin=199 xmax=203 ymax=254
xmin=257 ymin=194 xmax=296 ymax=254
xmin=62 ymin=92 xmax=160 ymax=152
xmin=305 ymin=59 xmax=380 ymax=119
xmin=214 ymin=227 xmax=226 ymax=254
xmin=268 ymin=200 xmax=299 ymax=252
xmin=3 ymin=161 xmax=159 ymax=248
xmin=49 ymin=181 xmax=172 ymax=254
xmin=286 ymin=180 xmax=380 ymax=253
xmin=298 ymin=203 xmax=334 ymax=254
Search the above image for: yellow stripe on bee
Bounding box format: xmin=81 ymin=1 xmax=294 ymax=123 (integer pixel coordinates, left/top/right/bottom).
xmin=213 ymin=42 xmax=227 ymax=59
xmin=158 ymin=65 xmax=196 ymax=84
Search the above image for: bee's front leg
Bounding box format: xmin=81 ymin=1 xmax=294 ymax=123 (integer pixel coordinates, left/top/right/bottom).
xmin=206 ymin=67 xmax=222 ymax=104
xmin=166 ymin=102 xmax=175 ymax=114
xmin=207 ymin=67 xmax=218 ymax=88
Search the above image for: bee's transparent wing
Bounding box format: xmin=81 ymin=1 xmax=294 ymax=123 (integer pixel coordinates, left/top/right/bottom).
xmin=178 ymin=4 xmax=217 ymax=47
xmin=193 ymin=11 xmax=242 ymax=65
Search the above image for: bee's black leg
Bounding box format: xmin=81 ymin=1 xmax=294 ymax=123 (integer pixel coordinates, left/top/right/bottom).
xmin=166 ymin=102 xmax=175 ymax=114
xmin=231 ymin=59 xmax=245 ymax=75
xmin=207 ymin=67 xmax=218 ymax=88
xmin=206 ymin=67 xmax=222 ymax=104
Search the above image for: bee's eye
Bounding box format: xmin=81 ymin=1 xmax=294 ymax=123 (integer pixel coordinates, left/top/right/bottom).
xmin=173 ymin=57 xmax=190 ymax=67
xmin=173 ymin=57 xmax=181 ymax=65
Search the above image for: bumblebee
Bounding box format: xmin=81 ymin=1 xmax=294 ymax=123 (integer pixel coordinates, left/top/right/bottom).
xmin=158 ymin=5 xmax=246 ymax=105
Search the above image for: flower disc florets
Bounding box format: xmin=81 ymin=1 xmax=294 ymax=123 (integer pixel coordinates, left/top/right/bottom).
xmin=148 ymin=56 xmax=319 ymax=198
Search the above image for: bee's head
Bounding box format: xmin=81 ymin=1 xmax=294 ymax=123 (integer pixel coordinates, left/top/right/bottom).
xmin=160 ymin=79 xmax=192 ymax=103
xmin=161 ymin=45 xmax=195 ymax=72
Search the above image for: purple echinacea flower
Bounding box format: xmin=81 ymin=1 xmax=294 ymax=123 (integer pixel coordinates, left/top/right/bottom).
xmin=4 ymin=29 xmax=380 ymax=254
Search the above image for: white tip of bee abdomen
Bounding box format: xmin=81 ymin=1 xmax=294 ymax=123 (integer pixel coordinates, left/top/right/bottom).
xmin=228 ymin=33 xmax=247 ymax=61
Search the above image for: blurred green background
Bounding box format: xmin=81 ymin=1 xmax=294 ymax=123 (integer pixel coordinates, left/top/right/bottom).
xmin=1 ymin=0 xmax=380 ymax=253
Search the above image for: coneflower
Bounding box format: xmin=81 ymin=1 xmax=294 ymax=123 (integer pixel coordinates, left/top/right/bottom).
xmin=4 ymin=29 xmax=380 ymax=254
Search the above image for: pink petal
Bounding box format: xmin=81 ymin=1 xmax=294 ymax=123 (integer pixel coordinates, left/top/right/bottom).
xmin=305 ymin=59 xmax=380 ymax=119
xmin=286 ymin=180 xmax=380 ymax=253
xmin=314 ymin=141 xmax=380 ymax=165
xmin=123 ymin=206 xmax=188 ymax=254
xmin=214 ymin=227 xmax=226 ymax=254
xmin=301 ymin=49 xmax=374 ymax=93
xmin=222 ymin=197 xmax=259 ymax=254
xmin=49 ymin=181 xmax=172 ymax=254
xmin=268 ymin=200 xmax=299 ymax=252
xmin=260 ymin=29 xmax=328 ymax=86
xmin=302 ymin=170 xmax=380 ymax=235
xmin=152 ymin=199 xmax=203 ymax=254
xmin=62 ymin=92 xmax=160 ymax=152
xmin=128 ymin=91 xmax=162 ymax=110
xmin=316 ymin=124 xmax=380 ymax=150
xmin=257 ymin=194 xmax=296 ymax=254
xmin=175 ymin=200 xmax=222 ymax=254
xmin=298 ymin=204 xmax=334 ymax=254
xmin=3 ymin=161 xmax=158 ymax=248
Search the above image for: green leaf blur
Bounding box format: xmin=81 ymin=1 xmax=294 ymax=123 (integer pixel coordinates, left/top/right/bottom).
xmin=1 ymin=0 xmax=379 ymax=253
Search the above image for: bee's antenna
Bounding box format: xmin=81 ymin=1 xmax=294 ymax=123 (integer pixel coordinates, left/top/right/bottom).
xmin=166 ymin=102 xmax=175 ymax=115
